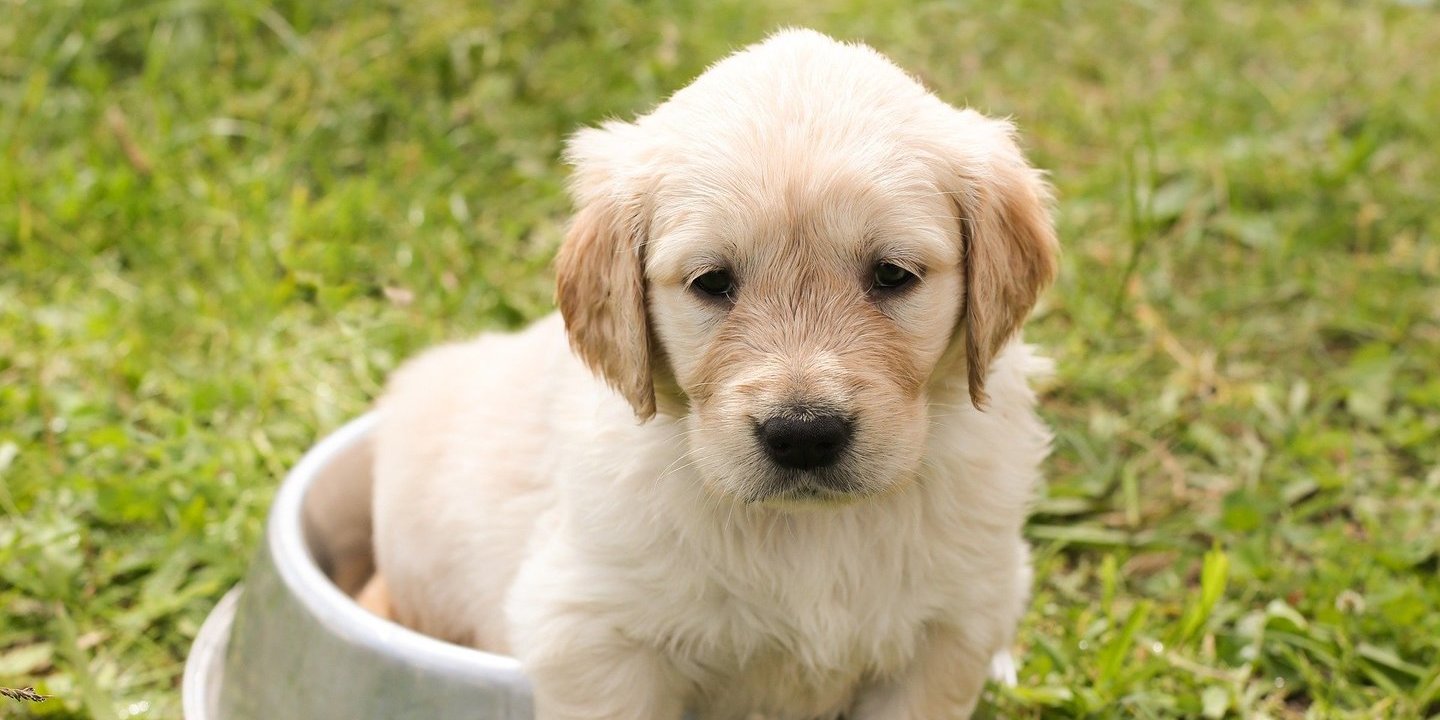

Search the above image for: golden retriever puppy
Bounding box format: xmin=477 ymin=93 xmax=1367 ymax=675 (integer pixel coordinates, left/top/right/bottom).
xmin=368 ymin=28 xmax=1058 ymax=720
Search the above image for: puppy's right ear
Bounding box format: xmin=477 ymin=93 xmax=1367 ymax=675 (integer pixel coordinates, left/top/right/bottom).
xmin=555 ymin=122 xmax=658 ymax=420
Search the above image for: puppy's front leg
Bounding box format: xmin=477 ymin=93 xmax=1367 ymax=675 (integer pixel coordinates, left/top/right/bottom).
xmin=849 ymin=624 xmax=992 ymax=720
xmin=520 ymin=619 xmax=688 ymax=720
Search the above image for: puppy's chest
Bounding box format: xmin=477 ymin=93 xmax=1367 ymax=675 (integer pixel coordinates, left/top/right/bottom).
xmin=693 ymin=582 xmax=922 ymax=675
xmin=635 ymin=528 xmax=938 ymax=698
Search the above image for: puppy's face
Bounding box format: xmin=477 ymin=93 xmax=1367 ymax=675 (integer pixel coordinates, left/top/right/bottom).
xmin=642 ymin=153 xmax=961 ymax=504
xmin=555 ymin=30 xmax=1057 ymax=507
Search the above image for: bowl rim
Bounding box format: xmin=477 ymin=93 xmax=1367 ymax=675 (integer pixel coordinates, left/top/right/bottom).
xmin=268 ymin=411 xmax=530 ymax=683
xmin=182 ymin=587 xmax=238 ymax=719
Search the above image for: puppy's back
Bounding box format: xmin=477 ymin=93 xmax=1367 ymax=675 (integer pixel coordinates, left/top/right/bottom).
xmin=370 ymin=314 xmax=573 ymax=651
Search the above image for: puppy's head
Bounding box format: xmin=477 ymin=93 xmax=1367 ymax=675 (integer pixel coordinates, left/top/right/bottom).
xmin=557 ymin=29 xmax=1057 ymax=506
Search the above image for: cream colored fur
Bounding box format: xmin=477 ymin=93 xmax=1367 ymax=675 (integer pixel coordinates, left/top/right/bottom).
xmin=370 ymin=29 xmax=1058 ymax=720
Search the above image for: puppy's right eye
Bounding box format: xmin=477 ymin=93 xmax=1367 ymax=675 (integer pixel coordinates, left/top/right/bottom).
xmin=691 ymin=269 xmax=735 ymax=300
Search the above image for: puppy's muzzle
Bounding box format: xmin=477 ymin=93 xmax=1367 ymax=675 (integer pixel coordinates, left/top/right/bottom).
xmin=756 ymin=411 xmax=854 ymax=470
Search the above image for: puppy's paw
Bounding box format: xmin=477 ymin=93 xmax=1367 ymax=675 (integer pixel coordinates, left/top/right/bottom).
xmin=987 ymin=650 xmax=1018 ymax=687
xmin=355 ymin=573 xmax=393 ymax=620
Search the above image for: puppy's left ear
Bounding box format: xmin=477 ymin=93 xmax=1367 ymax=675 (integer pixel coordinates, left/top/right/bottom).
xmin=555 ymin=122 xmax=659 ymax=420
xmin=940 ymin=110 xmax=1059 ymax=409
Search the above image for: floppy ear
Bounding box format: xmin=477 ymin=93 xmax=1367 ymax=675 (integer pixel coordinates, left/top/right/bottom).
xmin=554 ymin=123 xmax=657 ymax=420
xmin=944 ymin=111 xmax=1059 ymax=408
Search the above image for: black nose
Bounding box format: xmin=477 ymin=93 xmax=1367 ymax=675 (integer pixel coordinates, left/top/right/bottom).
xmin=757 ymin=413 xmax=853 ymax=470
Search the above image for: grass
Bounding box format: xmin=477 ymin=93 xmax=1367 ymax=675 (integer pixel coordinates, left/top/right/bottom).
xmin=2 ymin=0 xmax=1437 ymax=717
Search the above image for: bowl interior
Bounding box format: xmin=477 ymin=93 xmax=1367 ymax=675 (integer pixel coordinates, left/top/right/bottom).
xmin=299 ymin=426 xmax=376 ymax=597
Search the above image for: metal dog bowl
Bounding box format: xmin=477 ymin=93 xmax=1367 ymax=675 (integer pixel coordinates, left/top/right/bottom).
xmin=182 ymin=413 xmax=533 ymax=719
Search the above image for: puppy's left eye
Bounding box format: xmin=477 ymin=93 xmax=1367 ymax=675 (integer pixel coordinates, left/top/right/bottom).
xmin=691 ymin=269 xmax=736 ymax=300
xmin=871 ymin=262 xmax=917 ymax=292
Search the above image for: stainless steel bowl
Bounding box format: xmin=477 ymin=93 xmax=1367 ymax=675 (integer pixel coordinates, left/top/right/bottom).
xmin=182 ymin=413 xmax=534 ymax=719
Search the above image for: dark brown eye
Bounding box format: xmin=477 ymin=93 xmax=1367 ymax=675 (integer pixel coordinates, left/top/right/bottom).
xmin=872 ymin=262 xmax=916 ymax=291
xmin=691 ymin=269 xmax=735 ymax=299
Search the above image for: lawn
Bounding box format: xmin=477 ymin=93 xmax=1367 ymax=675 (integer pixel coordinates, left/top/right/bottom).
xmin=2 ymin=0 xmax=1438 ymax=717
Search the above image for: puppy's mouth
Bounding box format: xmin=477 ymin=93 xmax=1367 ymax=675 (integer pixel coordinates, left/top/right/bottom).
xmin=744 ymin=467 xmax=869 ymax=506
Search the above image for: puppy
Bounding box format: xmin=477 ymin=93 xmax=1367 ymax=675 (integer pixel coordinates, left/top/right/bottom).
xmin=368 ymin=29 xmax=1058 ymax=720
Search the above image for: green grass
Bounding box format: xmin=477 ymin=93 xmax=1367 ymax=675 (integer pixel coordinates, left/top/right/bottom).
xmin=2 ymin=1 xmax=1438 ymax=717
